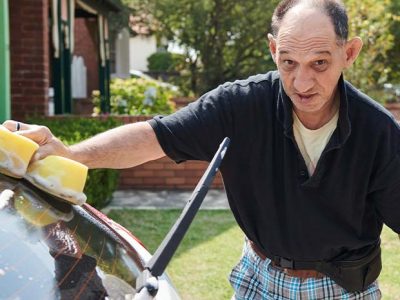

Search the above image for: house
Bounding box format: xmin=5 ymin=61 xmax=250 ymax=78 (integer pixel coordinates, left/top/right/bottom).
xmin=0 ymin=0 xmax=122 ymax=122
xmin=128 ymin=13 xmax=158 ymax=73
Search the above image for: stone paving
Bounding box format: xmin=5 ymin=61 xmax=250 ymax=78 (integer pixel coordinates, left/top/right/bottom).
xmin=102 ymin=189 xmax=229 ymax=213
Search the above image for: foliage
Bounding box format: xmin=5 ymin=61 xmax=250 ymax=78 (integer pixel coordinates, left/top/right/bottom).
xmin=26 ymin=117 xmax=122 ymax=209
xmin=148 ymin=52 xmax=196 ymax=97
xmin=92 ymin=78 xmax=176 ymax=115
xmin=125 ymin=0 xmax=278 ymax=95
xmin=387 ymin=0 xmax=400 ymax=83
xmin=147 ymin=51 xmax=175 ymax=72
xmin=344 ymin=0 xmax=400 ymax=97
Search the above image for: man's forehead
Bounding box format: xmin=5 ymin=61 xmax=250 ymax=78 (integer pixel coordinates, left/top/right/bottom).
xmin=276 ymin=36 xmax=337 ymax=55
xmin=277 ymin=5 xmax=337 ymax=45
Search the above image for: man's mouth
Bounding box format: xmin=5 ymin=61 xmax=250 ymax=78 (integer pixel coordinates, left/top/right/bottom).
xmin=296 ymin=93 xmax=315 ymax=102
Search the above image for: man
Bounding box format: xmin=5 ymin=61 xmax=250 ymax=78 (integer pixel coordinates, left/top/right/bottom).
xmin=3 ymin=0 xmax=399 ymax=298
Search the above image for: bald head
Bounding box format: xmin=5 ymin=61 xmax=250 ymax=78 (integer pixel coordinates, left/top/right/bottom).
xmin=271 ymin=0 xmax=348 ymax=44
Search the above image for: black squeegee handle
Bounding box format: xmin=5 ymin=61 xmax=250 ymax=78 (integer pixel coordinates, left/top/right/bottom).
xmin=136 ymin=137 xmax=230 ymax=293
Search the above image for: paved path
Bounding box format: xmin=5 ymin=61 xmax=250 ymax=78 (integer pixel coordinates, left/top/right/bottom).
xmin=102 ymin=189 xmax=229 ymax=213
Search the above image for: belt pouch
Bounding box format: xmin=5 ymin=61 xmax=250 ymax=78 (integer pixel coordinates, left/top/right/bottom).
xmin=317 ymin=246 xmax=382 ymax=292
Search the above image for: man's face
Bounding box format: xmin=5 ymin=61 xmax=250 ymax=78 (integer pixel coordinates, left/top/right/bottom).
xmin=270 ymin=6 xmax=349 ymax=124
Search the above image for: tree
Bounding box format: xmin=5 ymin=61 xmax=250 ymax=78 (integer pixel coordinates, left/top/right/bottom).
xmin=125 ymin=0 xmax=278 ymax=95
xmin=344 ymin=0 xmax=399 ymax=99
xmin=387 ymin=0 xmax=400 ymax=83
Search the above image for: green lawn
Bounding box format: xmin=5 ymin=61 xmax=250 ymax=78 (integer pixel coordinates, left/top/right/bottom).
xmin=107 ymin=209 xmax=400 ymax=300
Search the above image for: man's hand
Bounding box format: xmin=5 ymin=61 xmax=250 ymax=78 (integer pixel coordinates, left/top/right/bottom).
xmin=2 ymin=120 xmax=70 ymax=162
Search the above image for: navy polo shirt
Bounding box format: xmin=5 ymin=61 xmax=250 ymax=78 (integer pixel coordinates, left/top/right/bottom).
xmin=148 ymin=71 xmax=400 ymax=261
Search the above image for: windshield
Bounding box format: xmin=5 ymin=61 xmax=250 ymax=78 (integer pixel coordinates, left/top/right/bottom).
xmin=0 ymin=174 xmax=143 ymax=299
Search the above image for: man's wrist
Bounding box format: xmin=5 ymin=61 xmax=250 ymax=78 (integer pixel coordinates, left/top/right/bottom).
xmin=67 ymin=145 xmax=85 ymax=165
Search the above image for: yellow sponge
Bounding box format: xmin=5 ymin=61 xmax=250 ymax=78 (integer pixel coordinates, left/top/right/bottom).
xmin=0 ymin=126 xmax=39 ymax=178
xmin=25 ymin=155 xmax=88 ymax=205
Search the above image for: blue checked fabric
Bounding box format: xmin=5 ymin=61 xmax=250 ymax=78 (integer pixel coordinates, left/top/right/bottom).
xmin=229 ymin=241 xmax=382 ymax=300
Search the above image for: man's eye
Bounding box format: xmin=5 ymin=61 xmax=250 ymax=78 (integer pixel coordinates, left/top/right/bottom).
xmin=313 ymin=60 xmax=328 ymax=71
xmin=314 ymin=60 xmax=327 ymax=66
xmin=283 ymin=60 xmax=294 ymax=65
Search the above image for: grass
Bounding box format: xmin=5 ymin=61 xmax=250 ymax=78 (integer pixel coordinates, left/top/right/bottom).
xmin=107 ymin=209 xmax=400 ymax=300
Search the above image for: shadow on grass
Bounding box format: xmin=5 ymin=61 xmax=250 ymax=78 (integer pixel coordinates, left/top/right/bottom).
xmin=106 ymin=209 xmax=239 ymax=258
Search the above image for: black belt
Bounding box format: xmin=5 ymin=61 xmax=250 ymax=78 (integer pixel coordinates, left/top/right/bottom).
xmin=249 ymin=240 xmax=382 ymax=292
xmin=249 ymin=240 xmax=322 ymax=270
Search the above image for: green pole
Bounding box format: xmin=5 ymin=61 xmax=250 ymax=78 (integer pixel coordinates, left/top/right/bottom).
xmin=0 ymin=0 xmax=10 ymax=122
xmin=99 ymin=63 xmax=107 ymax=113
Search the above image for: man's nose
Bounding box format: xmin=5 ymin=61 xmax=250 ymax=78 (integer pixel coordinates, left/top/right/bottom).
xmin=293 ymin=67 xmax=314 ymax=93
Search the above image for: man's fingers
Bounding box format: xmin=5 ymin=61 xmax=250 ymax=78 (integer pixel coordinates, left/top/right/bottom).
xmin=31 ymin=145 xmax=53 ymax=162
xmin=2 ymin=120 xmax=29 ymax=132
xmin=2 ymin=120 xmax=53 ymax=145
xmin=2 ymin=120 xmax=70 ymax=163
xmin=15 ymin=127 xmax=52 ymax=145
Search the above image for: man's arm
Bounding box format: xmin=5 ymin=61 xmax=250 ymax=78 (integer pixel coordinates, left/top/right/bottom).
xmin=69 ymin=122 xmax=165 ymax=169
xmin=2 ymin=120 xmax=165 ymax=169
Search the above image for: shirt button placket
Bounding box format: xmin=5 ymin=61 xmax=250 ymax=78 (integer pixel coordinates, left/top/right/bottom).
xmin=299 ymin=170 xmax=308 ymax=182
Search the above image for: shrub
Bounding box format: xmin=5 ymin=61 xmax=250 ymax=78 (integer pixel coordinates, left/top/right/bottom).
xmin=147 ymin=52 xmax=175 ymax=72
xmin=93 ymin=78 xmax=176 ymax=115
xmin=26 ymin=117 xmax=122 ymax=209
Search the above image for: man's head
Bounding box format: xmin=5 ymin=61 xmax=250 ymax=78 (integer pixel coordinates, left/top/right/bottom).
xmin=268 ymin=0 xmax=363 ymax=128
xmin=271 ymin=0 xmax=349 ymax=45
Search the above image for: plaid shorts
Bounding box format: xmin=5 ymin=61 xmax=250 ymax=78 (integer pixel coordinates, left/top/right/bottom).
xmin=229 ymin=241 xmax=382 ymax=300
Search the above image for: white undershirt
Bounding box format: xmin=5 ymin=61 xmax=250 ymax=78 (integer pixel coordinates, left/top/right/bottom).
xmin=293 ymin=109 xmax=339 ymax=176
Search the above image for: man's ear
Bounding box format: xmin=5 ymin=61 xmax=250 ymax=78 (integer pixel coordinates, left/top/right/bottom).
xmin=268 ymin=33 xmax=277 ymax=64
xmin=343 ymin=37 xmax=363 ymax=68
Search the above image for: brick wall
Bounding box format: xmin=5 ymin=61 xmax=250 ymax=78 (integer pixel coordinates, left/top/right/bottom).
xmin=119 ymin=156 xmax=224 ymax=189
xmin=9 ymin=0 xmax=49 ymax=121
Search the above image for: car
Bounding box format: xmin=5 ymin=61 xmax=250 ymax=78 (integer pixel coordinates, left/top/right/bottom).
xmin=0 ymin=173 xmax=180 ymax=300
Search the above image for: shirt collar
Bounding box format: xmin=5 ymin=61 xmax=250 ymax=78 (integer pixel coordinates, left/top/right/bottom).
xmin=276 ymin=73 xmax=351 ymax=147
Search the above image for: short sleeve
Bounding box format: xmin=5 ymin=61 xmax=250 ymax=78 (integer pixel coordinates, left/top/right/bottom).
xmin=148 ymin=84 xmax=234 ymax=163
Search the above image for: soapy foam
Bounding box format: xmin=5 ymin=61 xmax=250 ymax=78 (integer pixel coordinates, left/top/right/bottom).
xmin=25 ymin=172 xmax=87 ymax=206
xmin=45 ymin=223 xmax=81 ymax=256
xmin=0 ymin=149 xmax=27 ymax=178
xmin=0 ymin=189 xmax=14 ymax=210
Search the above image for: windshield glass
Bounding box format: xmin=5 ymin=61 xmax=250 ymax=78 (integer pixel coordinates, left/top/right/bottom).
xmin=0 ymin=174 xmax=143 ymax=299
